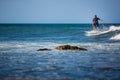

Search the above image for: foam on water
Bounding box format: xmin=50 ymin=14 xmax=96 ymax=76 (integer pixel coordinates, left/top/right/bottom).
xmin=86 ymin=26 xmax=120 ymax=41
xmin=109 ymin=26 xmax=120 ymax=40
xmin=110 ymin=33 xmax=120 ymax=40
xmin=0 ymin=41 xmax=120 ymax=53
xmin=109 ymin=26 xmax=120 ymax=31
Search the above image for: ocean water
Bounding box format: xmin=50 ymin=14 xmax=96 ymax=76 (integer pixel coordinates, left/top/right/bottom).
xmin=0 ymin=24 xmax=120 ymax=80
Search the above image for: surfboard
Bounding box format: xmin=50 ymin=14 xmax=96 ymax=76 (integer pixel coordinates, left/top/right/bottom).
xmin=85 ymin=30 xmax=110 ymax=36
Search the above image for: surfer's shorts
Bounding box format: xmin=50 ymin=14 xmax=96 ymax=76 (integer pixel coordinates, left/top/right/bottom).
xmin=93 ymin=23 xmax=99 ymax=27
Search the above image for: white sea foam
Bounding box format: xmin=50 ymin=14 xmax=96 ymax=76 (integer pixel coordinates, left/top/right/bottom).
xmin=0 ymin=41 xmax=120 ymax=53
xmin=109 ymin=26 xmax=120 ymax=31
xmin=110 ymin=33 xmax=120 ymax=40
xmin=109 ymin=26 xmax=120 ymax=40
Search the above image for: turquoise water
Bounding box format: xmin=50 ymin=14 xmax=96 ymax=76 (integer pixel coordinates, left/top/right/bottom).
xmin=0 ymin=24 xmax=120 ymax=80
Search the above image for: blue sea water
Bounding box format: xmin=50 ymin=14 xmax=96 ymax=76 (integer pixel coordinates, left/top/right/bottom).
xmin=0 ymin=24 xmax=120 ymax=80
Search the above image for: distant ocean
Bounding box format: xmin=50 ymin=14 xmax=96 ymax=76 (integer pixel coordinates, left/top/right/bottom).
xmin=0 ymin=24 xmax=120 ymax=80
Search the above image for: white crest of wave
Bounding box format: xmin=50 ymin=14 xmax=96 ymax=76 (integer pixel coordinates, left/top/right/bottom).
xmin=109 ymin=25 xmax=120 ymax=40
xmin=110 ymin=33 xmax=120 ymax=40
xmin=109 ymin=25 xmax=120 ymax=31
xmin=86 ymin=25 xmax=120 ymax=36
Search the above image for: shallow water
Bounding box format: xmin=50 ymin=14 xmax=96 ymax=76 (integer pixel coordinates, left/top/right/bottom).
xmin=0 ymin=24 xmax=120 ymax=80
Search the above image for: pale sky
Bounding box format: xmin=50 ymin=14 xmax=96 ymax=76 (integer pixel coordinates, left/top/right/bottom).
xmin=0 ymin=0 xmax=120 ymax=23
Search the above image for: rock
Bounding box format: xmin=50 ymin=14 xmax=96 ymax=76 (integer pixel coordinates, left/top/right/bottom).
xmin=55 ymin=45 xmax=87 ymax=51
xmin=37 ymin=48 xmax=51 ymax=51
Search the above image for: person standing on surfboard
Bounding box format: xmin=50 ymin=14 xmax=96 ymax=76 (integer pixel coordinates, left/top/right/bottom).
xmin=92 ymin=15 xmax=101 ymax=31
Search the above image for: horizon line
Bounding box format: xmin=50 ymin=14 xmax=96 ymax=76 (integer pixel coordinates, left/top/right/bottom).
xmin=0 ymin=22 xmax=120 ymax=24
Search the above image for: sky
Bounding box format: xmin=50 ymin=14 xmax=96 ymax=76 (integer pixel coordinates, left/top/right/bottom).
xmin=0 ymin=0 xmax=120 ymax=23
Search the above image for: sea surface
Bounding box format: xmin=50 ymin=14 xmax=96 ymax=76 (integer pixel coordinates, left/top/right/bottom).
xmin=0 ymin=24 xmax=120 ymax=80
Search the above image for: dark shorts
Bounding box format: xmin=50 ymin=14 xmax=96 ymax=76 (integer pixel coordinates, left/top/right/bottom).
xmin=93 ymin=23 xmax=99 ymax=27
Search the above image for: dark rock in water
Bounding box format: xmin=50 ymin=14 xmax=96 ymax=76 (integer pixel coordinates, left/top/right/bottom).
xmin=37 ymin=45 xmax=87 ymax=51
xmin=55 ymin=45 xmax=87 ymax=51
xmin=37 ymin=48 xmax=51 ymax=51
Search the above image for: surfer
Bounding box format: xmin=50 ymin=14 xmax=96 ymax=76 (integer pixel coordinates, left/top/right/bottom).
xmin=92 ymin=15 xmax=101 ymax=31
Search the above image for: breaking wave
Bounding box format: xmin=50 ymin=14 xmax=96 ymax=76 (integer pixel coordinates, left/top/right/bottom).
xmin=86 ymin=26 xmax=120 ymax=40
xmin=110 ymin=33 xmax=120 ymax=40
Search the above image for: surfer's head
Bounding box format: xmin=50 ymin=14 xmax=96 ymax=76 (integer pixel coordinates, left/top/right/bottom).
xmin=94 ymin=15 xmax=97 ymax=18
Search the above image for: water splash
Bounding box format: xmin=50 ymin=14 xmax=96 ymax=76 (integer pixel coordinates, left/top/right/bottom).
xmin=86 ymin=25 xmax=120 ymax=37
xmin=110 ymin=33 xmax=120 ymax=40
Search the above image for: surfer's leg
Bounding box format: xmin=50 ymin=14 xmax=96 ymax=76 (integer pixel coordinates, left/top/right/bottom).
xmin=93 ymin=25 xmax=98 ymax=31
xmin=93 ymin=23 xmax=100 ymax=31
xmin=92 ymin=24 xmax=95 ymax=30
xmin=93 ymin=24 xmax=97 ymax=31
xmin=96 ymin=26 xmax=99 ymax=31
xmin=94 ymin=25 xmax=99 ymax=31
xmin=96 ymin=23 xmax=99 ymax=31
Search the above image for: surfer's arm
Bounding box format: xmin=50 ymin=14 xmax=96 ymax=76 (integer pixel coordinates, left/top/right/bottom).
xmin=100 ymin=19 xmax=104 ymax=24
xmin=100 ymin=19 xmax=104 ymax=22
xmin=99 ymin=18 xmax=104 ymax=23
xmin=92 ymin=19 xmax=95 ymax=25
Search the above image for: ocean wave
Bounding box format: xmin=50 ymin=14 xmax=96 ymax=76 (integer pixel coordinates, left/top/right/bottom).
xmin=109 ymin=25 xmax=120 ymax=31
xmin=86 ymin=25 xmax=120 ymax=41
xmin=109 ymin=26 xmax=120 ymax=40
xmin=110 ymin=33 xmax=120 ymax=40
